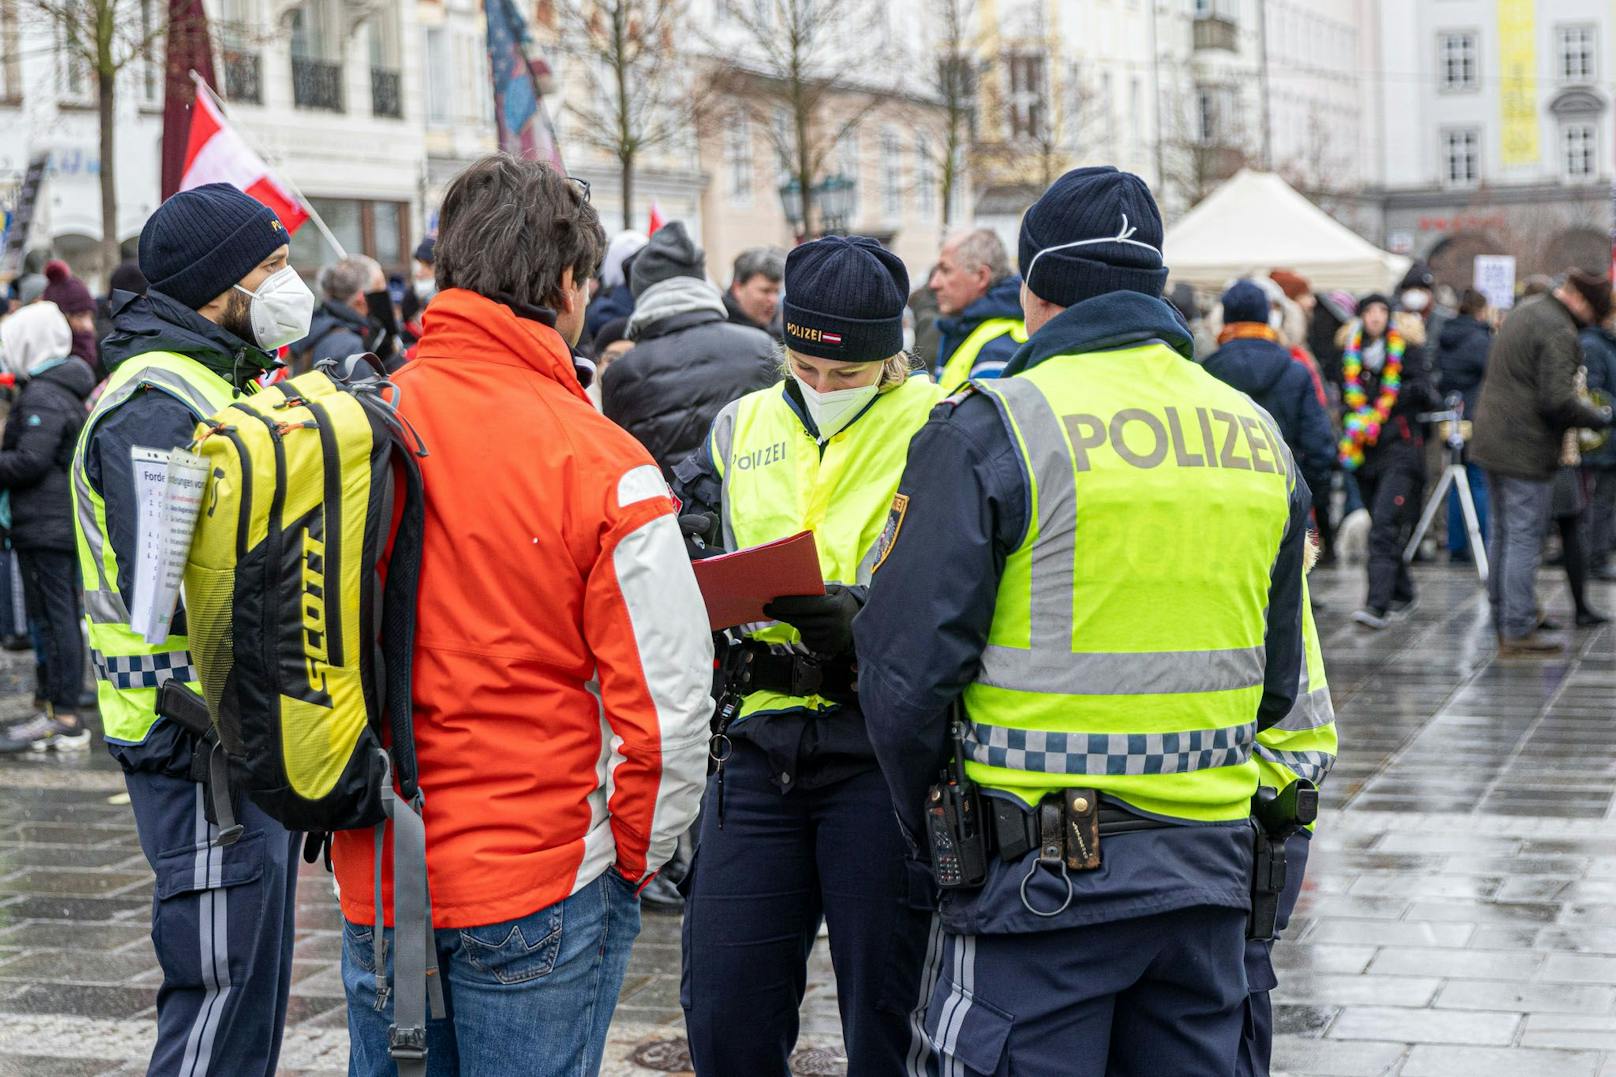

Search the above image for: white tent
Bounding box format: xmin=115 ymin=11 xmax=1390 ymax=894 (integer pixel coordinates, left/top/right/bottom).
xmin=1163 ymin=169 xmax=1410 ymax=293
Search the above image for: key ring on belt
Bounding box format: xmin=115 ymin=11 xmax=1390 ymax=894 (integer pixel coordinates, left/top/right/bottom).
xmin=1019 ymin=859 xmax=1074 ymax=918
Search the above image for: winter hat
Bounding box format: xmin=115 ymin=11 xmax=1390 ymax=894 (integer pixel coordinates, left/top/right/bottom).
xmin=1320 ymin=290 xmax=1357 ymax=321
xmin=139 ymin=182 xmax=288 ymax=310
xmin=600 ymin=230 xmax=648 ymax=291
xmin=1269 ymin=268 xmax=1312 ymax=303
xmin=1397 ymin=261 xmax=1436 ymax=293
xmin=14 ymin=274 xmax=46 ymax=305
xmin=1567 ymin=269 xmax=1614 ymax=323
xmin=0 ymin=300 xmax=71 ymax=380
xmin=412 ymin=236 xmax=435 ymax=265
xmin=41 ymin=260 xmax=94 ymax=315
xmin=1018 ymin=166 xmax=1167 ymax=307
xmin=630 ymin=222 xmax=704 ymax=298
xmin=781 ymin=235 xmax=908 ymax=362
xmin=1221 ymin=280 xmax=1270 ymax=325
xmin=1358 ymin=293 xmax=1391 ymax=315
xmin=1166 ymin=281 xmax=1199 ymax=323
xmin=108 ymin=260 xmax=148 ymax=296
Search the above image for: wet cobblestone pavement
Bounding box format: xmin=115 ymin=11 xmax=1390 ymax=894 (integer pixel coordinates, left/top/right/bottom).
xmin=0 ymin=562 xmax=1611 ymax=1075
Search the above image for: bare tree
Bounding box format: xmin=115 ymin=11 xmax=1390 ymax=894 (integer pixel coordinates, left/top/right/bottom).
xmin=926 ymin=0 xmax=974 ymax=227
xmin=20 ymin=0 xmax=171 ymax=280
xmin=706 ymin=0 xmax=895 ymax=237
xmin=553 ymin=0 xmax=704 ymax=231
xmin=1155 ymin=80 xmax=1247 ymax=212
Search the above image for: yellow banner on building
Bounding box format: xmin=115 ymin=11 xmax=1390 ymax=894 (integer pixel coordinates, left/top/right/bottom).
xmin=1497 ymin=0 xmax=1539 ymax=166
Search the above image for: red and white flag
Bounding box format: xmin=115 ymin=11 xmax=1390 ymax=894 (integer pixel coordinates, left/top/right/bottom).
xmin=647 ymin=201 xmax=665 ymax=236
xmin=180 ymin=84 xmax=309 ymax=233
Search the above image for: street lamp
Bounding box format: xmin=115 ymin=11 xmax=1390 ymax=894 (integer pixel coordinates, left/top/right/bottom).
xmin=778 ymin=177 xmax=804 ymax=238
xmin=816 ymin=174 xmax=855 ymax=236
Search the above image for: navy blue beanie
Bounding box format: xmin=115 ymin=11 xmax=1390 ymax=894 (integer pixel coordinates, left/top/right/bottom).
xmin=1018 ymin=167 xmax=1168 ymax=307
xmin=139 ymin=183 xmax=288 ymax=310
xmin=782 ymin=236 xmax=909 ymax=361
xmin=1221 ymin=280 xmax=1270 ymax=325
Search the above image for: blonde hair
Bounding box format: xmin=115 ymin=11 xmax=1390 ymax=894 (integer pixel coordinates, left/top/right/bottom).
xmin=778 ymin=346 xmax=921 ymax=391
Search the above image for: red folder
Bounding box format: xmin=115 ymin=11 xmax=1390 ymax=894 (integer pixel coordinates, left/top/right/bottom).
xmin=692 ymin=530 xmax=825 ymax=630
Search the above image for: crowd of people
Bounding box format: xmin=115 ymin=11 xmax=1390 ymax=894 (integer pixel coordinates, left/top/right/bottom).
xmin=0 ymin=150 xmax=1606 ymax=1077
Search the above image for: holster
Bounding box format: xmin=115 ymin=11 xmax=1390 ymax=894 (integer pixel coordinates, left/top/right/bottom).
xmin=1248 ymin=824 xmax=1285 ymax=941
xmin=160 ymin=681 xmax=243 ymax=846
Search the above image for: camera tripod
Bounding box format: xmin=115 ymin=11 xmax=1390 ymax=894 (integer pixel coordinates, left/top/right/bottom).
xmin=1403 ymin=405 xmax=1488 ymax=584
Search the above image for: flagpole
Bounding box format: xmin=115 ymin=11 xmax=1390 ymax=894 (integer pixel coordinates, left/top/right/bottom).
xmin=187 ymin=70 xmax=349 ymax=261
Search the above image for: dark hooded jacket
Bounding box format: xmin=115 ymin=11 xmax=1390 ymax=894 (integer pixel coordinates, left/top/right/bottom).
xmin=1435 ymin=314 xmax=1492 ymax=420
xmin=601 ymin=278 xmax=777 ymax=477
xmin=1580 ymin=323 xmax=1616 ymax=469
xmin=585 ymin=282 xmax=635 ymax=345
xmin=295 ymin=297 xmax=369 ymax=372
xmin=934 ymin=274 xmax=1025 ymax=382
xmin=0 ymin=358 xmax=97 ymax=550
xmin=1472 ymin=294 xmax=1612 ymax=481
xmin=1203 ymin=332 xmax=1335 ymax=504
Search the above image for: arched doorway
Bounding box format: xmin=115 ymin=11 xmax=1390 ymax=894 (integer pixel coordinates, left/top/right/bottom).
xmin=1426 ymin=231 xmax=1505 ymax=293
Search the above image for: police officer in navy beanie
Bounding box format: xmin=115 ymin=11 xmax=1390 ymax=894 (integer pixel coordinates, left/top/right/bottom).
xmin=64 ymin=181 xmax=312 ymax=1075
xmin=857 ymin=164 xmax=1314 ymax=1076
xmin=671 ymin=233 xmax=943 ymax=1076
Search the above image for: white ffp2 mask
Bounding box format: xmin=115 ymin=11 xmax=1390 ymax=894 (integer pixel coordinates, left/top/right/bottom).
xmin=794 ymin=372 xmax=880 ymax=441
xmin=235 ymin=266 xmax=316 ymax=350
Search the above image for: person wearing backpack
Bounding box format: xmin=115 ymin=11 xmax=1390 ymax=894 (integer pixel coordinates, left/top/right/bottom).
xmin=0 ymin=302 xmax=96 ymax=754
xmin=72 ymin=183 xmax=314 ymax=1076
xmin=328 ymin=154 xmax=712 ymax=1076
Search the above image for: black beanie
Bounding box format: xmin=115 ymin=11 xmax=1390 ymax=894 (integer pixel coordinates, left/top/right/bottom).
xmin=781 ymin=236 xmax=908 ymax=362
xmin=139 ymin=183 xmax=288 ymax=310
xmin=1018 ymin=166 xmax=1168 ymax=307
xmin=631 ymin=222 xmax=705 ymax=298
xmin=1221 ymin=280 xmax=1270 ymax=325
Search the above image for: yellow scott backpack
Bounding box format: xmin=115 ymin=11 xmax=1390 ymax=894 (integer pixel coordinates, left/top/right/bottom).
xmin=180 ymin=353 xmax=443 ymax=1074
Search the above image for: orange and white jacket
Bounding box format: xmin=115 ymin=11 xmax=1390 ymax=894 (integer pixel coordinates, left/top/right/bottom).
xmin=332 ymin=288 xmax=712 ymax=929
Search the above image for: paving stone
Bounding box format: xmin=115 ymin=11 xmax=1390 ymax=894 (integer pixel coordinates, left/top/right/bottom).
xmin=1435 ymin=979 xmax=1616 ymax=1015
xmin=1306 ymin=919 xmax=1473 ymax=948
xmin=1274 ymin=973 xmax=1440 ymax=1008
xmin=1270 ymin=1036 xmax=1407 ymax=1077
xmin=1367 ymin=946 xmax=1545 ymax=979
xmin=1328 ymin=1005 xmax=1519 ymax=1045
xmin=1519 ymin=1013 xmax=1616 ymax=1050
xmin=1538 ymin=952 xmax=1616 ymax=984
xmin=1400 ymin=1044 xmax=1602 ymax=1076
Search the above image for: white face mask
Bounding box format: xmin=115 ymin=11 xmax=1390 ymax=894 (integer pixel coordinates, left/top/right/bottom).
xmin=793 ymin=371 xmax=880 ymax=441
xmin=413 ymin=276 xmax=436 ymax=301
xmin=234 ymin=266 xmax=315 ymax=350
xmin=1401 ymin=289 xmax=1431 ymax=312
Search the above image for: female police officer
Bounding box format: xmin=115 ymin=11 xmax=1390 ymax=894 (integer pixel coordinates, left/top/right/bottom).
xmin=670 ymin=236 xmax=940 ymax=1076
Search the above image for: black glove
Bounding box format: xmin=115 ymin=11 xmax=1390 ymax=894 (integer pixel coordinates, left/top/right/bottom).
xmin=679 ymin=513 xmax=723 ymax=560
xmin=763 ymin=585 xmax=860 ymax=656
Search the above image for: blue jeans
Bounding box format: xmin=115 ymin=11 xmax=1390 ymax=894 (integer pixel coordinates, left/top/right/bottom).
xmin=1487 ymin=472 xmax=1554 ymax=640
xmin=1446 ymin=462 xmax=1490 ymax=554
xmin=343 ymin=871 xmax=642 ymax=1077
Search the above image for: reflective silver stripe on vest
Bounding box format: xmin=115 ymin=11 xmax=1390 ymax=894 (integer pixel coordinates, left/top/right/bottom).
xmin=976 ymin=378 xmax=1266 ymax=696
xmin=96 ymin=364 xmax=220 ymax=419
xmin=711 ymin=398 xmax=741 ymax=552
xmin=1255 ymin=744 xmax=1334 ymax=785
xmin=93 ymin=650 xmax=197 ymax=690
xmin=1274 ymin=647 xmax=1334 ymax=732
xmin=84 ymin=588 xmax=128 ymax=626
xmin=965 ymin=719 xmax=1255 ymax=776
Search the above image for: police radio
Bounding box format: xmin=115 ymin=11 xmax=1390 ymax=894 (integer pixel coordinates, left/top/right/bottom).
xmin=926 ymin=712 xmax=989 ymax=889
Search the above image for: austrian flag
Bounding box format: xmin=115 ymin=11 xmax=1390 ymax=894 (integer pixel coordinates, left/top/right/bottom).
xmin=822 ymin=332 xmax=843 ymax=345
xmin=180 ymin=85 xmax=309 ymax=233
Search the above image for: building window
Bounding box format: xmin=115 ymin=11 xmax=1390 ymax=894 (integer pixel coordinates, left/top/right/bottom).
xmin=289 ymin=198 xmax=410 ymax=276
xmin=1197 ymin=87 xmax=1217 ymax=144
xmin=915 ymin=132 xmax=935 ymax=217
xmin=772 ymin=107 xmax=795 ymax=185
xmin=1438 ymin=31 xmax=1477 ymax=92
xmin=1006 ymin=50 xmax=1046 ymax=141
xmin=836 ymin=126 xmax=860 ymax=209
xmin=881 ymin=128 xmax=902 ymax=218
xmin=290 ymin=0 xmax=344 ymax=112
xmin=369 ymin=11 xmax=403 ymax=118
xmin=424 ymin=29 xmax=451 ymax=125
xmin=1564 ymin=123 xmax=1597 ymax=180
xmin=138 ymin=0 xmax=159 ymax=107
xmin=1557 ymin=24 xmax=1597 ymax=82
xmin=1442 ymin=127 xmax=1479 ymax=187
xmin=725 ymin=110 xmax=752 ymax=203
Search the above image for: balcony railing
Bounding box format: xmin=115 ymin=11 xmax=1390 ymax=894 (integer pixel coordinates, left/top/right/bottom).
xmin=371 ymin=67 xmax=402 ymax=118
xmin=292 ymin=56 xmax=344 ymax=112
xmin=223 ymin=50 xmax=262 ymax=104
xmin=1193 ymin=15 xmax=1238 ymax=52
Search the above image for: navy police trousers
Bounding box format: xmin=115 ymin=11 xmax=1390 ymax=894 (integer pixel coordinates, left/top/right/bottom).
xmin=125 ymin=763 xmax=302 ymax=1077
xmin=681 ymin=739 xmax=938 ymax=1076
xmin=925 ymin=905 xmax=1249 ymax=1076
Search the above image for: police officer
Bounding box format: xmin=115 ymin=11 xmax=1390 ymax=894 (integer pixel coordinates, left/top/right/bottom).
xmin=672 ymin=236 xmax=941 ymax=1076
xmin=1243 ymin=571 xmax=1338 ymax=1076
xmin=856 ymin=167 xmax=1311 ymax=1074
xmin=74 ymin=184 xmax=310 ymax=1075
xmin=930 ymin=228 xmax=1027 ymax=393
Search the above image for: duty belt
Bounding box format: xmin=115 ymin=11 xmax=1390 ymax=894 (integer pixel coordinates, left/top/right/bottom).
xmin=989 ymin=791 xmax=1173 ymax=863
xmin=731 ymin=641 xmax=856 ymax=701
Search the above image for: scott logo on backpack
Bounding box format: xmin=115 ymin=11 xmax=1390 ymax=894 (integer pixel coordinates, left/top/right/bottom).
xmin=298 ymin=527 xmax=330 ymax=700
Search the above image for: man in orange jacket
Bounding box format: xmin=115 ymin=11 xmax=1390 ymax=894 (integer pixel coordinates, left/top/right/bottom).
xmin=331 ymin=154 xmax=713 ymax=1076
